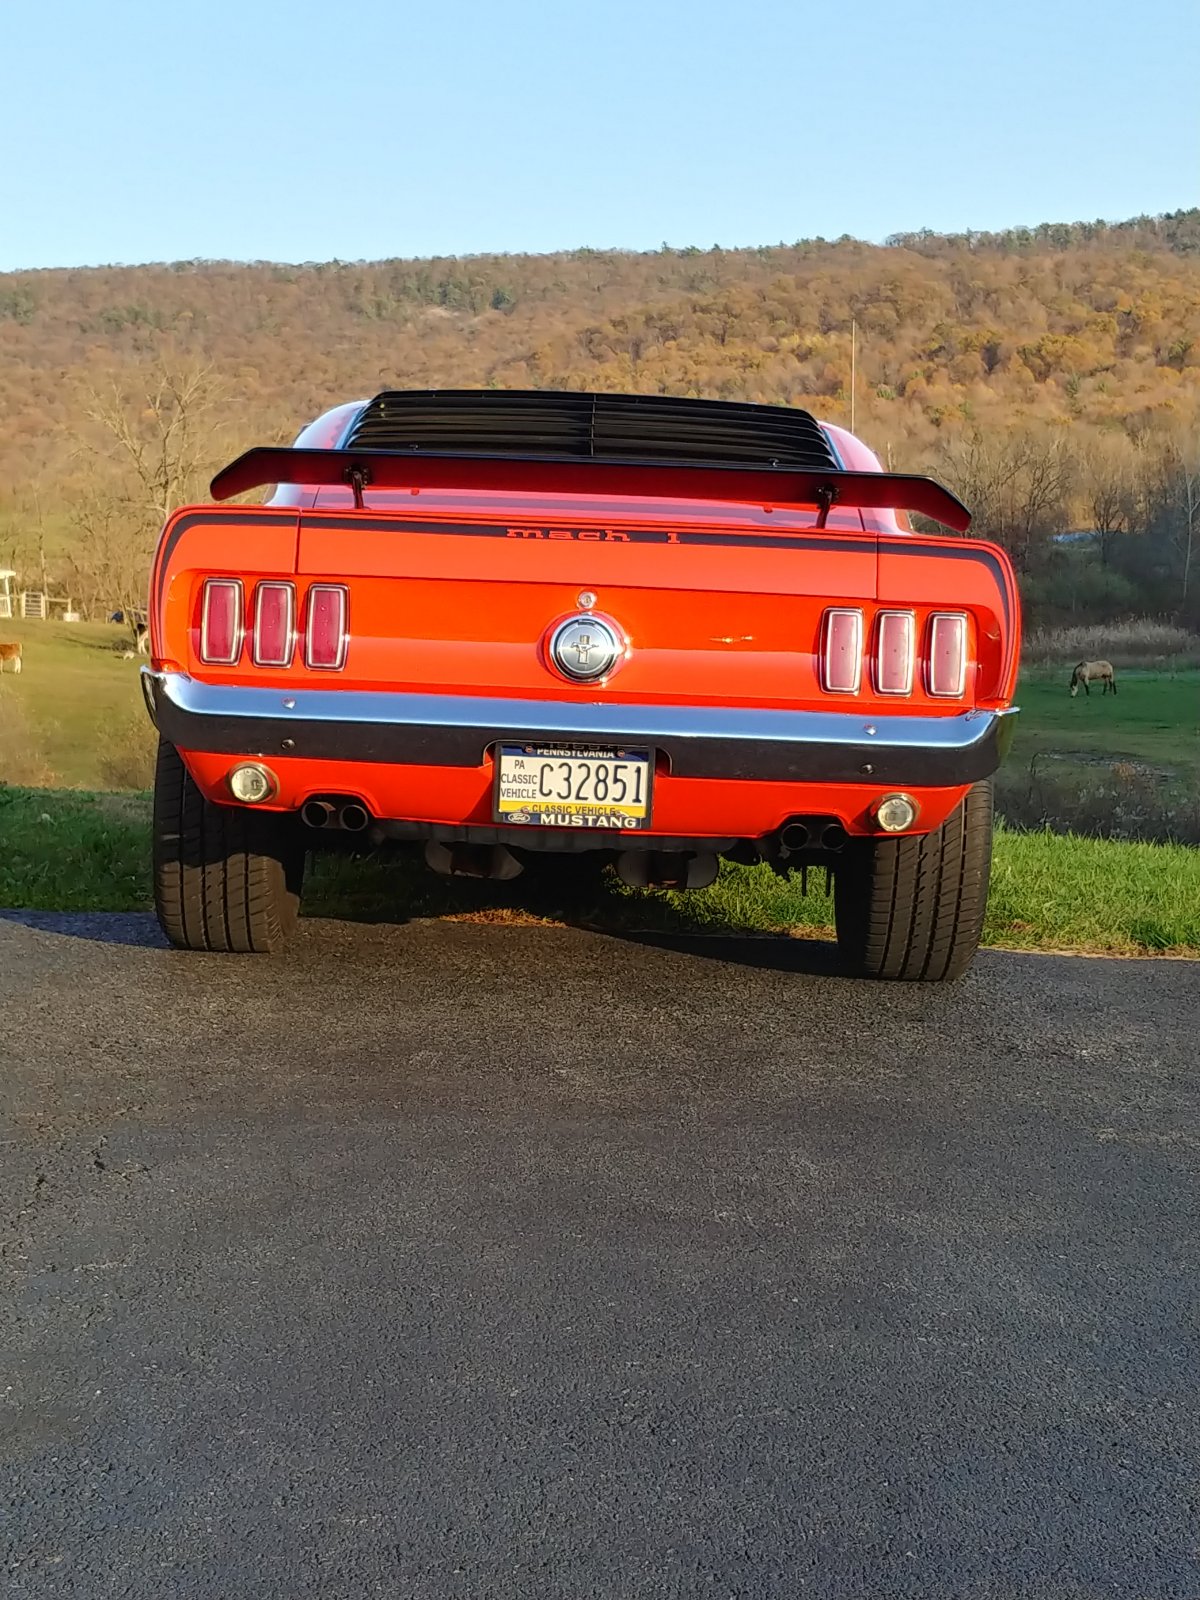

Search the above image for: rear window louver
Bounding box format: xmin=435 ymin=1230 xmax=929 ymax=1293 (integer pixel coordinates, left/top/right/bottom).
xmin=340 ymin=390 xmax=841 ymax=473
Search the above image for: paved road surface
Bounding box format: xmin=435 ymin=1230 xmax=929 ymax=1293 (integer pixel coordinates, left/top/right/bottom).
xmin=2 ymin=912 xmax=1197 ymax=1598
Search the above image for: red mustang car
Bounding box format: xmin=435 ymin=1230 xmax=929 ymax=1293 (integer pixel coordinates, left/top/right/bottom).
xmin=142 ymin=390 xmax=1019 ymax=979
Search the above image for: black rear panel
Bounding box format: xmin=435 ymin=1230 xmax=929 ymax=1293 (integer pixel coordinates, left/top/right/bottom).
xmin=341 ymin=390 xmax=840 ymax=472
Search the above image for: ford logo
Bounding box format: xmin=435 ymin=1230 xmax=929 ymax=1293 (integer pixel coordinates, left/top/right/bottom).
xmin=548 ymin=615 xmax=622 ymax=682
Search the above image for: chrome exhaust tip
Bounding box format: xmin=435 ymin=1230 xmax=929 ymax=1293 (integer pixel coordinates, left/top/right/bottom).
xmin=301 ymin=799 xmax=337 ymax=829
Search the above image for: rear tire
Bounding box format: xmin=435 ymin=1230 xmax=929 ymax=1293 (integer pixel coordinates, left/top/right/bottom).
xmin=152 ymin=739 xmax=303 ymax=952
xmin=833 ymin=780 xmax=993 ymax=982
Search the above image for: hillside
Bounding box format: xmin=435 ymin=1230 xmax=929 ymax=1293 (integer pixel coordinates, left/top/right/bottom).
xmin=1 ymin=209 xmax=1198 ymax=623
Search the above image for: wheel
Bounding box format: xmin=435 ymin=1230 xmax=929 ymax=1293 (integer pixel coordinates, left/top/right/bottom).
xmin=833 ymin=780 xmax=993 ymax=982
xmin=152 ymin=739 xmax=304 ymax=952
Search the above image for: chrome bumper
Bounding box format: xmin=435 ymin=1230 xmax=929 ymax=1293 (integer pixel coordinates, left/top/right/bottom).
xmin=142 ymin=670 xmax=1018 ymax=787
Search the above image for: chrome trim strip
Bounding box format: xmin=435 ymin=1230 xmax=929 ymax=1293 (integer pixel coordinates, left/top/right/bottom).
xmin=143 ymin=670 xmax=1018 ymax=787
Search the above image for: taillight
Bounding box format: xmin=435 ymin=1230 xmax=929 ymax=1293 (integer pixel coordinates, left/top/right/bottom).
xmin=199 ymin=579 xmax=244 ymax=665
xmin=927 ymin=612 xmax=968 ymax=697
xmin=821 ymin=608 xmax=863 ymax=693
xmin=874 ymin=611 xmax=914 ymax=695
xmin=252 ymin=581 xmax=296 ymax=667
xmin=304 ymin=584 xmax=349 ymax=670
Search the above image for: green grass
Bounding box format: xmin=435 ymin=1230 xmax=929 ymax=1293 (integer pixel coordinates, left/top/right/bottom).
xmin=1009 ymin=667 xmax=1199 ymax=777
xmin=0 ymin=788 xmax=151 ymax=912
xmin=0 ymin=618 xmax=148 ymax=787
xmin=997 ymin=667 xmax=1200 ymax=844
xmin=2 ymin=787 xmax=1197 ymax=958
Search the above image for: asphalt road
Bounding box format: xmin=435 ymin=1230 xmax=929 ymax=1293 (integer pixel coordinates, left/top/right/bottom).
xmin=2 ymin=912 xmax=1197 ymax=1599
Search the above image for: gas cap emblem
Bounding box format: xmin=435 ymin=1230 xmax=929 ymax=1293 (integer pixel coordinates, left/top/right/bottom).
xmin=549 ymin=614 xmax=622 ymax=682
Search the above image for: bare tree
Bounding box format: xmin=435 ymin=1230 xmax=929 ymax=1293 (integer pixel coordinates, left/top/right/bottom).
xmin=1165 ymin=437 xmax=1200 ymax=608
xmin=68 ymin=357 xmax=227 ymax=630
xmin=61 ymin=486 xmax=149 ymax=626
xmin=937 ymin=427 xmax=1073 ymax=571
xmin=1079 ymin=433 xmax=1138 ymax=568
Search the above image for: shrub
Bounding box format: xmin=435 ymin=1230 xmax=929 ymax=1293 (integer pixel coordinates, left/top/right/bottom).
xmin=996 ymin=755 xmax=1200 ymax=846
xmin=1021 ymin=617 xmax=1200 ymax=669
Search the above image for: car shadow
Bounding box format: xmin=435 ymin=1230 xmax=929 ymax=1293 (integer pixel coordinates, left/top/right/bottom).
xmin=598 ymin=925 xmax=846 ymax=976
xmin=0 ymin=910 xmax=170 ymax=948
xmin=303 ymin=851 xmax=850 ymax=977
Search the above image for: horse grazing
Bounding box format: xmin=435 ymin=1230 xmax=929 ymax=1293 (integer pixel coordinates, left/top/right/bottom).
xmin=1069 ymin=659 xmax=1117 ymax=697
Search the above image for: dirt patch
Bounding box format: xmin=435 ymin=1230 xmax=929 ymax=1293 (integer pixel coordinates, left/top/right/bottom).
xmin=1035 ymin=750 xmax=1179 ymax=783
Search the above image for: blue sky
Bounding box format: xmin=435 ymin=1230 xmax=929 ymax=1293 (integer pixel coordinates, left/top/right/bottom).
xmin=2 ymin=0 xmax=1196 ymax=270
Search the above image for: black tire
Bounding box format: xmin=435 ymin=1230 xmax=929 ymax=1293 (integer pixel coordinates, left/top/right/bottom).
xmin=833 ymin=780 xmax=993 ymax=982
xmin=152 ymin=739 xmax=304 ymax=952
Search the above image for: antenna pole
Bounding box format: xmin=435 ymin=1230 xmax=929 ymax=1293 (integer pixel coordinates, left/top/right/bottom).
xmin=850 ymin=316 xmax=857 ymax=435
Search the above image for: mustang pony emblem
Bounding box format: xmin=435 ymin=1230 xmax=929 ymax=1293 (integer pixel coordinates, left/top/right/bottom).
xmin=548 ymin=615 xmax=623 ymax=682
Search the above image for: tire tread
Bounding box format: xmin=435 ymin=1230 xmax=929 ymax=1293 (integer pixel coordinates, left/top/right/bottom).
xmin=152 ymin=740 xmax=301 ymax=953
xmin=834 ymin=781 xmax=993 ymax=982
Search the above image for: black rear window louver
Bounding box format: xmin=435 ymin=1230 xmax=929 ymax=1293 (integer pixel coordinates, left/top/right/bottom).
xmin=341 ymin=390 xmax=841 ymax=474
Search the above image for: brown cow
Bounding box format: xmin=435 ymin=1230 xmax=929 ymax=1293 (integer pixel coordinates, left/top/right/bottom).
xmin=0 ymin=642 xmax=22 ymax=674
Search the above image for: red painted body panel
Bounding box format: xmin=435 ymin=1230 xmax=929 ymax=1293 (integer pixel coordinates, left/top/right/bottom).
xmin=148 ymin=408 xmax=1020 ymax=846
xmin=177 ymin=746 xmax=971 ymax=840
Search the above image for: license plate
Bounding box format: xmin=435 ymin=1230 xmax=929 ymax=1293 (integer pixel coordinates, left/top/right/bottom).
xmin=493 ymin=743 xmax=653 ymax=830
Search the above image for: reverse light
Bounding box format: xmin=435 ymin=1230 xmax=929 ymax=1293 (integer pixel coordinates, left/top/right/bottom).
xmin=821 ymin=608 xmax=863 ymax=694
xmin=228 ymin=763 xmax=277 ymax=803
xmin=875 ymin=793 xmax=919 ymax=833
xmin=927 ymin=612 xmax=969 ymax=697
xmin=199 ymin=579 xmax=244 ymax=665
xmin=304 ymin=584 xmax=349 ymax=670
xmin=252 ymin=581 xmax=296 ymax=667
xmin=874 ymin=611 xmax=915 ymax=695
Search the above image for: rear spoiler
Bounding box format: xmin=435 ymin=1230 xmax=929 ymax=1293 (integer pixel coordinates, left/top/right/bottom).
xmin=209 ymin=447 xmax=972 ymax=533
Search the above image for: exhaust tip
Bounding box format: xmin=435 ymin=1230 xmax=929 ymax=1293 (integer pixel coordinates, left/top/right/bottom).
xmin=301 ymin=799 xmax=336 ymax=829
xmin=780 ymin=820 xmax=810 ymax=851
xmin=339 ymin=802 xmax=370 ymax=833
xmin=820 ymin=823 xmax=849 ymax=852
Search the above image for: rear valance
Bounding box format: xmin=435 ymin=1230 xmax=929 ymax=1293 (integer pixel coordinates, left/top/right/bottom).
xmin=209 ymin=448 xmax=972 ymax=534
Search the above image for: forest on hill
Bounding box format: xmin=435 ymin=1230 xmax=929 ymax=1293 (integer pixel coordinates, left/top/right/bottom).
xmin=1 ymin=208 xmax=1198 ymax=626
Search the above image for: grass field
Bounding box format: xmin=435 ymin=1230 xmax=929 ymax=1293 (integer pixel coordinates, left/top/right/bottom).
xmin=0 ymin=618 xmax=148 ymax=787
xmin=1 ymin=619 xmax=1197 ymax=954
xmin=996 ymin=666 xmax=1200 ymax=843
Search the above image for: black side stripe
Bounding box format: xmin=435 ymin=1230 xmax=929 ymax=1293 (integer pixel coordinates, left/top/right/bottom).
xmin=153 ymin=510 xmax=299 ymax=619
